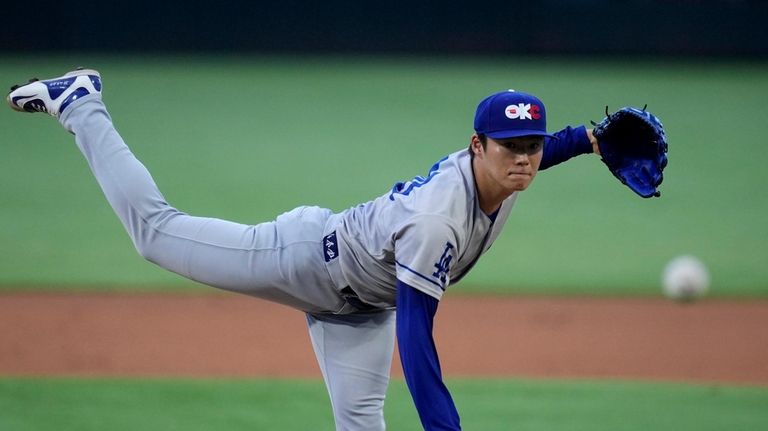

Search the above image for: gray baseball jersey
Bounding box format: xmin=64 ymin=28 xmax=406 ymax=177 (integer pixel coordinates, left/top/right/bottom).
xmin=334 ymin=149 xmax=518 ymax=307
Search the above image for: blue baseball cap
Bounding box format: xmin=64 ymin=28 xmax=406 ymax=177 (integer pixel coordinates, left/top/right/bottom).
xmin=474 ymin=89 xmax=557 ymax=140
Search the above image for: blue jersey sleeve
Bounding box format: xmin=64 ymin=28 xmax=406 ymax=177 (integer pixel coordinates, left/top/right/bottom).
xmin=540 ymin=125 xmax=593 ymax=170
xmin=396 ymin=279 xmax=461 ymax=430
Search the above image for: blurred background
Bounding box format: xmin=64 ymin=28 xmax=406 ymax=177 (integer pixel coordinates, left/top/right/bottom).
xmin=1 ymin=1 xmax=767 ymax=430
xmin=1 ymin=0 xmax=767 ymax=295
xmin=2 ymin=0 xmax=767 ymax=57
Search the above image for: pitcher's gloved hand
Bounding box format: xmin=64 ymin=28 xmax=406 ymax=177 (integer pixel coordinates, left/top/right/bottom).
xmin=592 ymin=106 xmax=668 ymax=198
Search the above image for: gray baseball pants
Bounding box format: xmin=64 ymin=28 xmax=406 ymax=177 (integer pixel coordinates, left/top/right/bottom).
xmin=59 ymin=95 xmax=396 ymax=430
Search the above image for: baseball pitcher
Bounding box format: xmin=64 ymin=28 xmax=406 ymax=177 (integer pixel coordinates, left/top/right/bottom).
xmin=7 ymin=68 xmax=666 ymax=430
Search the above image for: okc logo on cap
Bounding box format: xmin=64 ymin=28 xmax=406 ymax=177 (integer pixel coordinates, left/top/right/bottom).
xmin=504 ymin=103 xmax=541 ymax=120
xmin=474 ymin=89 xmax=557 ymax=140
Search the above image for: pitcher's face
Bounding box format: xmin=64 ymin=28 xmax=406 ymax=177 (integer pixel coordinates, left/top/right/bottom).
xmin=472 ymin=134 xmax=544 ymax=194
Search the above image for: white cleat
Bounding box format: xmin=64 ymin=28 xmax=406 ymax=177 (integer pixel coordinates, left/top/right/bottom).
xmin=7 ymin=68 xmax=102 ymax=118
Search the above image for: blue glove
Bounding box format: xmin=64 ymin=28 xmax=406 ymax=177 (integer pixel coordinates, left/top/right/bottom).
xmin=592 ymin=106 xmax=668 ymax=198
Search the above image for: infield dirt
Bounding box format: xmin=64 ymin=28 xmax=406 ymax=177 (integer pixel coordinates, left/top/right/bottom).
xmin=1 ymin=292 xmax=767 ymax=385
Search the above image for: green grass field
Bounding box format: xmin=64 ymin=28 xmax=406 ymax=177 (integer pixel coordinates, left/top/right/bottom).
xmin=1 ymin=55 xmax=767 ymax=430
xmin=1 ymin=378 xmax=766 ymax=431
xmin=1 ymin=55 xmax=767 ymax=296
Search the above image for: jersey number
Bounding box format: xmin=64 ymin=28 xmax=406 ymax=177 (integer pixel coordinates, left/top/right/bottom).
xmin=389 ymin=156 xmax=448 ymax=201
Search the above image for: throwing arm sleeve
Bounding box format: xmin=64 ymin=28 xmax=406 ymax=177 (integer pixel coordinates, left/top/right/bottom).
xmin=397 ymin=279 xmax=461 ymax=430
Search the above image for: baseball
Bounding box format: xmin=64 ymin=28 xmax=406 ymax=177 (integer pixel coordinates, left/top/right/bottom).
xmin=662 ymin=255 xmax=710 ymax=302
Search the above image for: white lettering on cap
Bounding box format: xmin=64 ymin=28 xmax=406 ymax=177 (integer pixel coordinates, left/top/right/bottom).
xmin=504 ymin=103 xmax=541 ymax=120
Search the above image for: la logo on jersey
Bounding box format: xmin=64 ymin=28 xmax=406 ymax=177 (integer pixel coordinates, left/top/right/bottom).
xmin=432 ymin=242 xmax=455 ymax=285
xmin=505 ymin=103 xmax=541 ymax=120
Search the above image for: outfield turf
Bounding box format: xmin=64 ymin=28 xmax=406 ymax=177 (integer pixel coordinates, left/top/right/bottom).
xmin=1 ymin=56 xmax=767 ymax=296
xmin=0 ymin=378 xmax=766 ymax=431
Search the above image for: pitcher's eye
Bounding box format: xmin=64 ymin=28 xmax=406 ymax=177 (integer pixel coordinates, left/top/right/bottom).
xmin=501 ymin=142 xmax=518 ymax=151
xmin=500 ymin=140 xmax=542 ymax=155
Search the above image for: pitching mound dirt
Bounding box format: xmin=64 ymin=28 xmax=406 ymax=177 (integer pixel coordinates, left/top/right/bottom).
xmin=1 ymin=293 xmax=766 ymax=385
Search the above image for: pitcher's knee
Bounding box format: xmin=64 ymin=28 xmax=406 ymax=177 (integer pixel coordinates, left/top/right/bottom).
xmin=129 ymin=208 xmax=184 ymax=261
xmin=331 ymin=393 xmax=386 ymax=431
xmin=133 ymin=239 xmax=155 ymax=261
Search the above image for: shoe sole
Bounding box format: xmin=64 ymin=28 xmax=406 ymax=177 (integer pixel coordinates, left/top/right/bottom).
xmin=6 ymin=68 xmax=101 ymax=113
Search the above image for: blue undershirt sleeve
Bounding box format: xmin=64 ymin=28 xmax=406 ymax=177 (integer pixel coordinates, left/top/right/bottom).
xmin=396 ymin=279 xmax=461 ymax=430
xmin=540 ymin=125 xmax=593 ymax=171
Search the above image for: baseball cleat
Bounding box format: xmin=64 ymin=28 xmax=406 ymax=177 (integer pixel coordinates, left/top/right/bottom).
xmin=6 ymin=68 xmax=101 ymax=117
